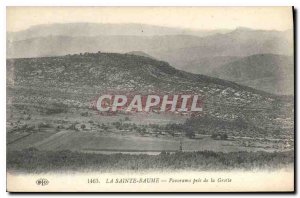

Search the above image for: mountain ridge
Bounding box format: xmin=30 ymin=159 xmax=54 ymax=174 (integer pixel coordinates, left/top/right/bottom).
xmin=210 ymin=54 xmax=294 ymax=95
xmin=7 ymin=23 xmax=232 ymax=41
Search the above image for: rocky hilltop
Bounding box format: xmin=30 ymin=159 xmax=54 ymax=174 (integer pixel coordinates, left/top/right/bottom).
xmin=7 ymin=52 xmax=294 ymax=139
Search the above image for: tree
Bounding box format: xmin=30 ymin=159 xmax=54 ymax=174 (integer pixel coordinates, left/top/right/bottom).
xmin=114 ymin=121 xmax=122 ymax=130
xmin=186 ymin=130 xmax=195 ymax=139
xmin=211 ymin=133 xmax=219 ymax=139
xmin=184 ymin=125 xmax=195 ymax=138
xmin=220 ymin=133 xmax=228 ymax=140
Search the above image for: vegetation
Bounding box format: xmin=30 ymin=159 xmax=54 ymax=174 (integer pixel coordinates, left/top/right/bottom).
xmin=45 ymin=102 xmax=68 ymax=115
xmin=7 ymin=52 xmax=294 ymax=141
xmin=7 ymin=148 xmax=294 ymax=173
xmin=211 ymin=133 xmax=228 ymax=140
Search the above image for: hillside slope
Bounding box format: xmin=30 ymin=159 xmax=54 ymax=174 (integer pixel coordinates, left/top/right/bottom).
xmin=7 ymin=53 xmax=294 ymax=138
xmin=211 ymin=54 xmax=294 ymax=95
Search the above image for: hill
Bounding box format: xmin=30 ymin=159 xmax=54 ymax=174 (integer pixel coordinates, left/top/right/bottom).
xmin=172 ymin=56 xmax=241 ymax=74
xmin=7 ymin=52 xmax=294 ymax=139
xmin=210 ymin=54 xmax=294 ymax=95
xmin=7 ymin=26 xmax=294 ymax=96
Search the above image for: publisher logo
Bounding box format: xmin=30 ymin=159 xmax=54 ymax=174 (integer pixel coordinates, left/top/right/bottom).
xmin=36 ymin=178 xmax=49 ymax=186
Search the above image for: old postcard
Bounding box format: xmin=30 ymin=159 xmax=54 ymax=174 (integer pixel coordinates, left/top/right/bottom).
xmin=6 ymin=7 xmax=294 ymax=192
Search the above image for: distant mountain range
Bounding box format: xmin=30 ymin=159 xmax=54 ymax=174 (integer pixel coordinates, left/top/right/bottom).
xmin=7 ymin=23 xmax=231 ymax=40
xmin=210 ymin=54 xmax=294 ymax=95
xmin=6 ymin=23 xmax=294 ymax=95
xmin=150 ymin=27 xmax=293 ymax=68
xmin=7 ymin=23 xmax=293 ymax=59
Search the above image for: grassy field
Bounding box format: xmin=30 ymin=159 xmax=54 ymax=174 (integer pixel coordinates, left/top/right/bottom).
xmin=7 ymin=102 xmax=293 ymax=156
xmin=7 ymin=148 xmax=294 ymax=173
xmin=7 ymin=130 xmax=285 ymax=154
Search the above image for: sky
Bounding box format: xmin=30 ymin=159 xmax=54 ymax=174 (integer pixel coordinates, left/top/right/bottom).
xmin=7 ymin=7 xmax=293 ymax=32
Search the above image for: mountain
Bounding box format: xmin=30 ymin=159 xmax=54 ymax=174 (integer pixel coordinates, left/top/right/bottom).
xmin=150 ymin=28 xmax=293 ymax=69
xmin=171 ymin=56 xmax=241 ymax=74
xmin=6 ymin=24 xmax=294 ymax=96
xmin=7 ymin=23 xmax=231 ymax=41
xmin=7 ymin=53 xmax=293 ymax=138
xmin=210 ymin=54 xmax=294 ymax=95
xmin=7 ymin=35 xmax=213 ymax=58
xmin=7 ymin=25 xmax=293 ymax=73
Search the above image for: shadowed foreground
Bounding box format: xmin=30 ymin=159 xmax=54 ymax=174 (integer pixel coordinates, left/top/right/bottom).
xmin=7 ymin=148 xmax=294 ymax=173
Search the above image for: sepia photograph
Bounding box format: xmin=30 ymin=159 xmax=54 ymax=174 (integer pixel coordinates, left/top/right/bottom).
xmin=5 ymin=6 xmax=295 ymax=192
